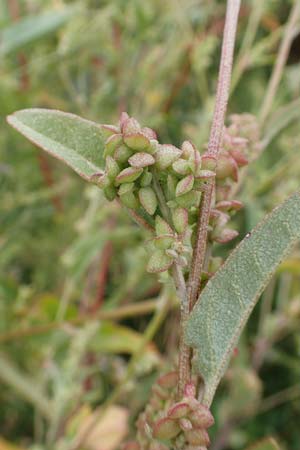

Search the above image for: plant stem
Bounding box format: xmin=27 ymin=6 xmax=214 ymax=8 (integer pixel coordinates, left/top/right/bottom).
xmin=178 ymin=0 xmax=241 ymax=397
xmin=259 ymin=1 xmax=300 ymax=125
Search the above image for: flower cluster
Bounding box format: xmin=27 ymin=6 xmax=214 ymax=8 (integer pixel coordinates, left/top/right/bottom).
xmin=94 ymin=112 xmax=259 ymax=276
xmin=123 ymin=372 xmax=214 ymax=450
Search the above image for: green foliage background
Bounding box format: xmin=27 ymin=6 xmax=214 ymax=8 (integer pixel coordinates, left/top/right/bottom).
xmin=0 ymin=0 xmax=300 ymax=449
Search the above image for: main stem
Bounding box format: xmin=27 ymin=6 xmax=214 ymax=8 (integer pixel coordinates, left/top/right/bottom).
xmin=177 ymin=0 xmax=241 ymax=398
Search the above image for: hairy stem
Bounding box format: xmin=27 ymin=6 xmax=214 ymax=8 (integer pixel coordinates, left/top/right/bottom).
xmin=178 ymin=0 xmax=241 ymax=397
xmin=260 ymin=1 xmax=300 ymax=125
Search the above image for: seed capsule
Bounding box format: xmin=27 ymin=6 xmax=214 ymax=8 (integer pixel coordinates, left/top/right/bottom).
xmin=172 ymin=208 xmax=188 ymax=234
xmin=184 ymin=429 xmax=210 ymax=446
xmin=104 ymin=133 xmax=123 ymax=157
xmin=115 ymin=167 xmax=143 ymax=185
xmin=147 ymin=250 xmax=173 ymax=273
xmin=122 ymin=116 xmax=141 ymax=134
xmin=103 ymin=186 xmax=117 ymax=201
xmin=155 ymin=216 xmax=173 ymax=236
xmin=124 ymin=132 xmax=150 ymax=151
xmin=168 ymin=402 xmax=190 ymax=419
xmin=155 ymin=144 xmax=182 ymax=170
xmin=175 ymin=175 xmax=194 ymax=197
xmin=172 ymin=159 xmax=191 ymax=175
xmin=128 ymin=152 xmax=155 ymax=168
xmin=138 ymin=187 xmax=158 ymax=215
xmin=119 ymin=191 xmax=139 ymax=209
xmin=153 ymin=417 xmax=181 ymax=440
xmin=100 ymin=124 xmax=120 ymax=139
xmin=175 ymin=191 xmax=201 ymax=208
xmin=106 ymin=156 xmax=120 ymax=180
xmin=140 ymin=170 xmax=153 ymax=187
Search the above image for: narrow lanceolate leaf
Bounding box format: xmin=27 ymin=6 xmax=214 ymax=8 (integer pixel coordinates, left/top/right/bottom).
xmin=7 ymin=109 xmax=105 ymax=181
xmin=0 ymin=8 xmax=77 ymax=57
xmin=185 ymin=191 xmax=300 ymax=406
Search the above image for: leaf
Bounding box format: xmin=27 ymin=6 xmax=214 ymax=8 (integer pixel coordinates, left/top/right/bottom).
xmin=0 ymin=8 xmax=77 ymax=57
xmin=185 ymin=191 xmax=300 ymax=406
xmin=245 ymin=437 xmax=280 ymax=450
xmin=91 ymin=322 xmax=156 ymax=355
xmin=7 ymin=109 xmax=105 ymax=181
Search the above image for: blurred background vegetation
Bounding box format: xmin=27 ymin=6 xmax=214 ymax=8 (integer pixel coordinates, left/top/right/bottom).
xmin=1 ymin=0 xmax=300 ymax=449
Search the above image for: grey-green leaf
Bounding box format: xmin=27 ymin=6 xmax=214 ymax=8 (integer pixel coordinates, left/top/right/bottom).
xmin=7 ymin=108 xmax=105 ymax=181
xmin=0 ymin=8 xmax=77 ymax=57
xmin=185 ymin=191 xmax=300 ymax=406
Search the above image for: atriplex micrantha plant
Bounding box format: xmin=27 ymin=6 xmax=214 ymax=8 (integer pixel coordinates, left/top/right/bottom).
xmin=6 ymin=1 xmax=300 ymax=449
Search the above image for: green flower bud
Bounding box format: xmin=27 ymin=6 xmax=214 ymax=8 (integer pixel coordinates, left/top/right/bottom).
xmin=138 ymin=187 xmax=158 ymax=215
xmin=181 ymin=140 xmax=195 ymax=159
xmin=189 ymin=149 xmax=201 ymax=175
xmin=122 ymin=117 xmax=141 ymax=134
xmin=155 ymin=216 xmax=173 ymax=236
xmin=172 ymin=208 xmax=188 ymax=234
xmin=140 ymin=170 xmax=153 ymax=187
xmin=106 ymin=156 xmax=120 ymax=180
xmin=103 ymin=185 xmax=117 ymax=201
xmin=153 ymin=417 xmax=181 ymax=440
xmin=172 ymin=158 xmax=191 ymax=175
xmin=114 ymin=145 xmax=132 ymax=163
xmin=148 ymin=139 xmax=160 ymax=154
xmin=176 ymin=190 xmax=201 ymax=208
xmin=124 ymin=132 xmax=150 ymax=151
xmin=118 ymin=182 xmax=134 ymax=195
xmin=119 ymin=191 xmax=139 ymax=209
xmin=155 ymin=144 xmax=182 ymax=170
xmin=115 ymin=167 xmax=143 ymax=185
xmin=153 ymin=235 xmax=175 ymax=250
xmin=142 ymin=126 xmax=157 ymax=140
xmin=128 ymin=152 xmax=155 ymax=168
xmin=175 ymin=175 xmax=194 ymax=197
xmin=104 ymin=133 xmax=123 ymax=157
xmin=100 ymin=124 xmax=120 ymax=139
xmin=147 ymin=250 xmax=173 ymax=273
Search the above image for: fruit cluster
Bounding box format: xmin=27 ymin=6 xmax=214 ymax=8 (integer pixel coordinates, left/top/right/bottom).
xmin=123 ymin=372 xmax=214 ymax=450
xmin=94 ymin=112 xmax=259 ymax=276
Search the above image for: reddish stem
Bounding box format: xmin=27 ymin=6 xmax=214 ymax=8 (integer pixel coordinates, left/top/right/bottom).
xmin=178 ymin=0 xmax=241 ymax=398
